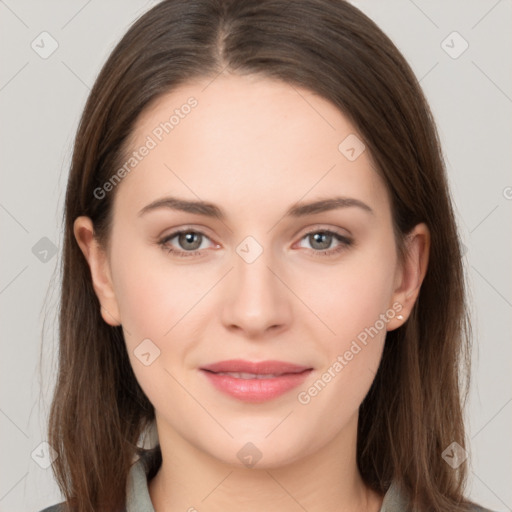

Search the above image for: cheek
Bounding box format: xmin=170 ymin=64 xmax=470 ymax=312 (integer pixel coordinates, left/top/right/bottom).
xmin=295 ymin=270 xmax=391 ymax=426
xmin=299 ymin=243 xmax=396 ymax=400
xmin=111 ymin=241 xmax=203 ymax=337
xmin=305 ymin=246 xmax=396 ymax=344
xmin=110 ymin=246 xmax=203 ymax=401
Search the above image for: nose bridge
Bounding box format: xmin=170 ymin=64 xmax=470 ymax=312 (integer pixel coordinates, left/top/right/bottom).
xmin=221 ymin=233 xmax=291 ymax=334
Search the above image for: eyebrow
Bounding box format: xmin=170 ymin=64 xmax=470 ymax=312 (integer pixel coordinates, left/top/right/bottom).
xmin=137 ymin=195 xmax=374 ymax=219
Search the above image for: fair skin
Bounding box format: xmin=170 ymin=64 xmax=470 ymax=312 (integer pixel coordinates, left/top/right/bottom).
xmin=74 ymin=73 xmax=429 ymax=512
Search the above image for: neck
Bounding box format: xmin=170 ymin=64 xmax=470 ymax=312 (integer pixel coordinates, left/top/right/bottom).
xmin=147 ymin=413 xmax=384 ymax=512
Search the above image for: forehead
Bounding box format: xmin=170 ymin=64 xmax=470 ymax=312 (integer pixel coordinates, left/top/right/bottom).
xmin=113 ymin=73 xmax=390 ymax=222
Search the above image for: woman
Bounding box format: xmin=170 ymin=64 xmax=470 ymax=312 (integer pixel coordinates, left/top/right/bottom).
xmin=40 ymin=0 xmax=495 ymax=511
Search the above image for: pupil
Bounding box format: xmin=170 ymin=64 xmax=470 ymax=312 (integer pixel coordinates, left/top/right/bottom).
xmin=312 ymin=232 xmax=331 ymax=250
xmin=180 ymin=232 xmax=200 ymax=250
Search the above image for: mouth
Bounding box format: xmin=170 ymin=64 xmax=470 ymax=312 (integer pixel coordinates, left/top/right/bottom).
xmin=204 ymin=371 xmax=301 ymax=379
xmin=199 ymin=359 xmax=313 ymax=402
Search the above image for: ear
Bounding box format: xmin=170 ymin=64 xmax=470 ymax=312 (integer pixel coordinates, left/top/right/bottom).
xmin=387 ymin=222 xmax=430 ymax=331
xmin=73 ymin=216 xmax=122 ymax=326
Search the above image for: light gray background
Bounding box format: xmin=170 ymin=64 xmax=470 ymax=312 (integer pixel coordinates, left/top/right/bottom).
xmin=0 ymin=1 xmax=511 ymax=511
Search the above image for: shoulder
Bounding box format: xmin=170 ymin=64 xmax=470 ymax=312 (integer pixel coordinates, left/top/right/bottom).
xmin=37 ymin=501 xmax=128 ymax=512
xmin=36 ymin=449 xmax=160 ymax=512
xmin=465 ymin=496 xmax=499 ymax=512
xmin=38 ymin=504 xmax=67 ymax=512
xmin=382 ymin=481 xmax=497 ymax=512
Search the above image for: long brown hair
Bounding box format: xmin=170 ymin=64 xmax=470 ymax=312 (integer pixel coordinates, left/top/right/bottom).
xmin=45 ymin=0 xmax=476 ymax=510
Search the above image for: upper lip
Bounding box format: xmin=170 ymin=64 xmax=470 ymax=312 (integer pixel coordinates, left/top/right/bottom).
xmin=200 ymin=359 xmax=312 ymax=375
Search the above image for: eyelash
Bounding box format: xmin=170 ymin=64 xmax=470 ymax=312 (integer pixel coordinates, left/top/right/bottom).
xmin=157 ymin=227 xmax=353 ymax=259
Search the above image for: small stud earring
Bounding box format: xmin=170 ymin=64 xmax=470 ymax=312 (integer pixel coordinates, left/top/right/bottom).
xmin=397 ymin=314 xmax=404 ymax=320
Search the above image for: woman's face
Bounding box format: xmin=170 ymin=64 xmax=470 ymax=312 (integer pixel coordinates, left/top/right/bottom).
xmin=76 ymin=73 xmax=428 ymax=468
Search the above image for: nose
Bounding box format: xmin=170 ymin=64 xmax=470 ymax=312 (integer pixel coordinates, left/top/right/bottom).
xmin=221 ymin=246 xmax=292 ymax=338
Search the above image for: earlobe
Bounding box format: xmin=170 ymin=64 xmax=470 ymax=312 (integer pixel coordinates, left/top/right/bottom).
xmin=387 ymin=223 xmax=430 ymax=331
xmin=73 ymin=216 xmax=122 ymax=326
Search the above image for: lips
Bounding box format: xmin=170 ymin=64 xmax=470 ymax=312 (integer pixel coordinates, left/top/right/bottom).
xmin=200 ymin=359 xmax=312 ymax=376
xmin=199 ymin=359 xmax=313 ymax=402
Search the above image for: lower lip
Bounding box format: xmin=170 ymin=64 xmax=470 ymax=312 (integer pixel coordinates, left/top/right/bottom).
xmin=200 ymin=369 xmax=312 ymax=403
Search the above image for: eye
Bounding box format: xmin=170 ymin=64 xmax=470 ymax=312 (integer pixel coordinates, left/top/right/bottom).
xmin=158 ymin=227 xmax=353 ymax=259
xmin=296 ymin=228 xmax=353 ymax=257
xmin=158 ymin=229 xmax=216 ymax=258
